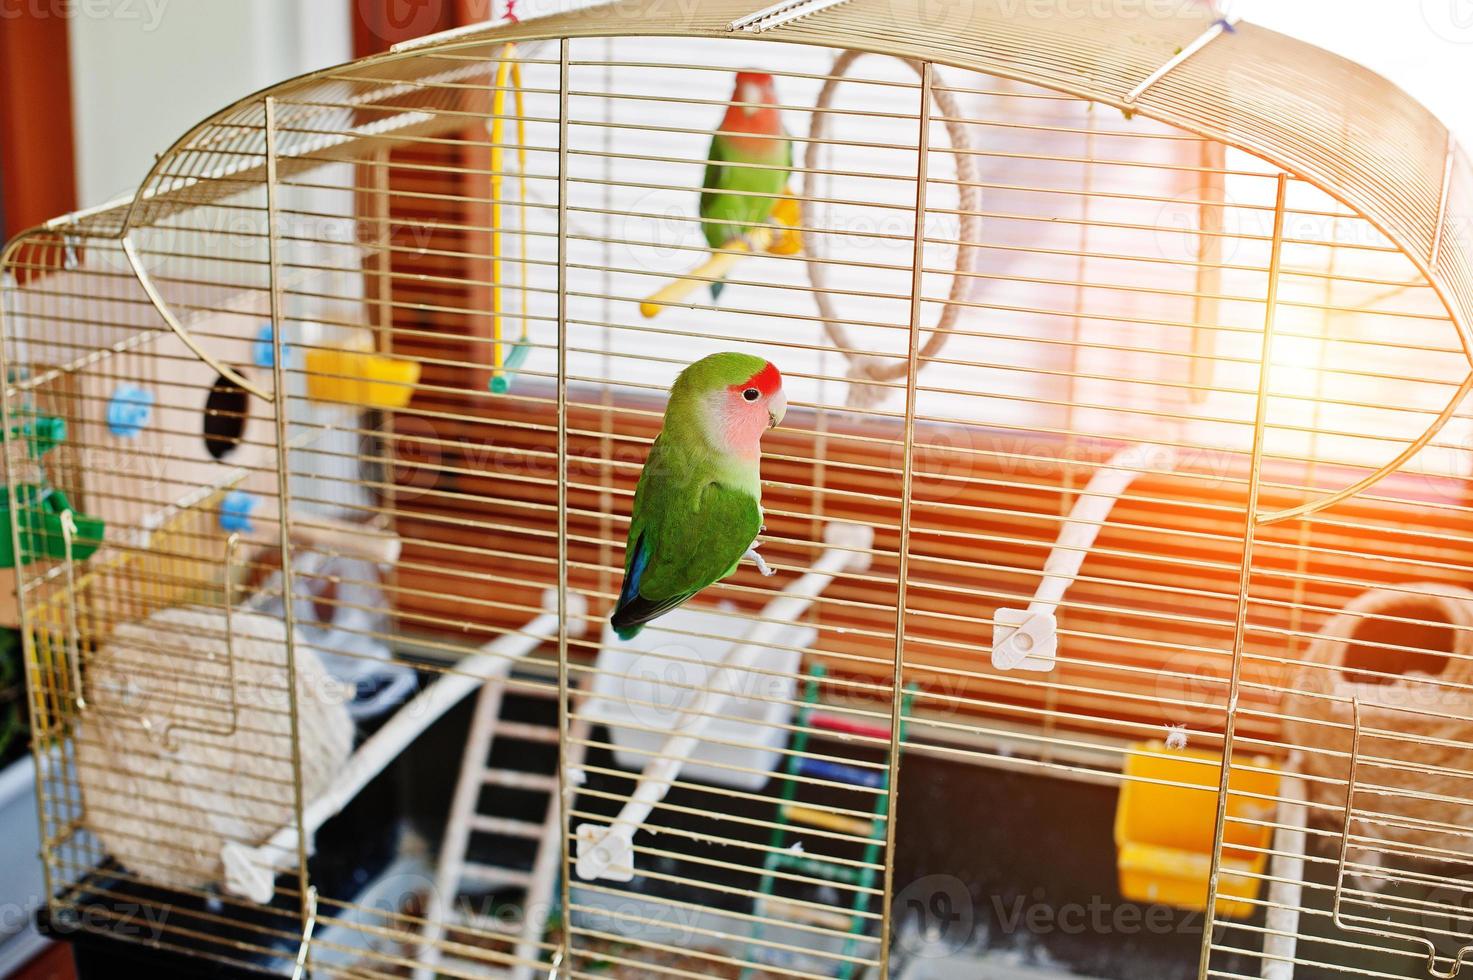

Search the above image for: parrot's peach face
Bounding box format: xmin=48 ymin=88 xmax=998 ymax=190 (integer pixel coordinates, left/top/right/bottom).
xmin=709 ymin=361 xmax=785 ymax=457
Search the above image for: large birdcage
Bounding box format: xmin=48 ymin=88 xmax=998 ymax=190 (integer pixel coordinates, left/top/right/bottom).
xmin=4 ymin=1 xmax=1473 ymax=978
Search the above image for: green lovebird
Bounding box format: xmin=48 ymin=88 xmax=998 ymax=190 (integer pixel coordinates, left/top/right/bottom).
xmin=610 ymin=352 xmax=788 ymax=640
xmin=700 ymin=71 xmax=793 ymax=301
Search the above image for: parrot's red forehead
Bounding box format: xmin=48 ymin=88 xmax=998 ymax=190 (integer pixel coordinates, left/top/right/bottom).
xmin=735 ymin=71 xmax=776 ymax=91
xmin=731 ymin=362 xmax=781 ymax=396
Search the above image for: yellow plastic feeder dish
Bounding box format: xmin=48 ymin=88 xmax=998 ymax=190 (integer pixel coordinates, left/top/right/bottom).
xmin=1114 ymin=741 xmax=1279 ymax=919
xmin=305 ymin=348 xmax=420 ymax=410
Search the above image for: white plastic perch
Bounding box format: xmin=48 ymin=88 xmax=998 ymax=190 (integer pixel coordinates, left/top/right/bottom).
xmin=1262 ymin=773 xmax=1308 ymax=980
xmin=575 ymin=521 xmax=873 ymax=883
xmin=992 ymin=443 xmax=1178 ymax=673
xmin=288 ymin=514 xmax=402 ymax=566
xmin=221 ymin=589 xmax=586 ymax=904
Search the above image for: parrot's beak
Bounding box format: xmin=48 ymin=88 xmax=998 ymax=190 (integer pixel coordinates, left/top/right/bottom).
xmin=767 ymin=389 xmax=787 ymax=429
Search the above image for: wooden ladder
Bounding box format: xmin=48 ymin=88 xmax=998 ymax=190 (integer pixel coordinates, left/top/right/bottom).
xmin=416 ymin=676 xmax=586 ymax=980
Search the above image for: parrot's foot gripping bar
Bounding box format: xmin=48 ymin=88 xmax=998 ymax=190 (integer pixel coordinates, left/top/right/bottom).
xmin=743 ymin=542 xmax=775 ymax=577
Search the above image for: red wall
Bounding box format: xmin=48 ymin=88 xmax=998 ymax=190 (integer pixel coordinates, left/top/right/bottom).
xmin=353 ymin=0 xmax=494 ymax=56
xmin=0 ymin=9 xmax=76 ymax=243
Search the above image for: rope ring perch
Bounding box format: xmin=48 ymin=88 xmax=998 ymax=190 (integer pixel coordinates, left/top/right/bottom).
xmin=801 ymin=52 xmax=980 ymax=408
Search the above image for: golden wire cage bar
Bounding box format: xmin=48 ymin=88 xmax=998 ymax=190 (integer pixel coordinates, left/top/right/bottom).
xmin=3 ymin=0 xmax=1473 ymax=978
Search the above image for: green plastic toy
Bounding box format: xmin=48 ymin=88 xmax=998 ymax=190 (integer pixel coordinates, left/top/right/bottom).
xmin=0 ymin=485 xmax=103 ymax=568
xmin=0 ymin=410 xmax=104 ymax=568
xmin=9 ymin=414 xmax=66 ymax=458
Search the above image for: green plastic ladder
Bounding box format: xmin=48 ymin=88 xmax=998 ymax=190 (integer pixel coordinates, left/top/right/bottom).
xmin=744 ymin=664 xmax=915 ymax=979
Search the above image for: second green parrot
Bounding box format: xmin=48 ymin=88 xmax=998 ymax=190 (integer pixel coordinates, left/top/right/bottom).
xmin=700 ymin=71 xmax=793 ymax=301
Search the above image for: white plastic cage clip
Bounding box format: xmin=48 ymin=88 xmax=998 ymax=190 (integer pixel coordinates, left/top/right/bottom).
xmin=992 ymin=444 xmax=1178 ymax=673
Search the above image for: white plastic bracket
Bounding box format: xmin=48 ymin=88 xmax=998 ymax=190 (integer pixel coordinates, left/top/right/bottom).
xmin=727 ymin=0 xmax=851 ymax=33
xmin=991 ymin=607 xmax=1058 ymax=672
xmin=992 ymin=444 xmax=1178 ymax=673
xmin=575 ymin=823 xmax=636 ymax=883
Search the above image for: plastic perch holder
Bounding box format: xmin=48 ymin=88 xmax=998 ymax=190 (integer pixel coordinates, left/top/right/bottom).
xmin=992 ymin=443 xmax=1178 ymax=673
xmin=575 ymin=520 xmax=873 ymax=883
xmin=219 ymin=490 xmax=257 ymax=534
xmin=222 ymin=589 xmax=587 ymax=903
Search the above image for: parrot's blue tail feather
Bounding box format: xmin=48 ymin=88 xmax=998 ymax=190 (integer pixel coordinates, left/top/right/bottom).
xmin=611 ymin=533 xmax=655 ymax=640
xmin=709 ymin=278 xmax=725 ymax=302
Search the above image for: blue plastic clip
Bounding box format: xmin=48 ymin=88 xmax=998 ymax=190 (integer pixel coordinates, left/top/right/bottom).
xmin=107 ymin=384 xmax=155 ymax=438
xmin=253 ymin=323 xmax=294 ymax=370
xmin=219 ymin=490 xmax=256 ymax=534
xmin=489 ymin=339 xmax=532 ymax=394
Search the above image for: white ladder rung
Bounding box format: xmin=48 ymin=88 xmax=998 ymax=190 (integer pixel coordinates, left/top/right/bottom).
xmin=482 ymin=680 xmax=559 ymax=704
xmin=419 ymin=647 xmax=588 ymax=980
xmin=483 ymin=769 xmax=559 ymax=792
xmin=469 ymin=814 xmax=544 ymax=838
xmin=448 ymin=908 xmax=524 ymax=936
xmin=438 ymin=952 xmax=515 ymax=977
xmin=461 ymin=862 xmax=534 ymax=890
xmin=493 ymin=720 xmax=560 ymax=743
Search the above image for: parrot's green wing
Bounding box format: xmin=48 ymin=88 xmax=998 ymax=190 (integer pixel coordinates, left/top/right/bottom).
xmin=611 ymin=469 xmax=761 ymax=638
xmin=699 ymin=134 xmax=731 ymax=246
xmin=700 ymin=132 xmax=791 ymax=249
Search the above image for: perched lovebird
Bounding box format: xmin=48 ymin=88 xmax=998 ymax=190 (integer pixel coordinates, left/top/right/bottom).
xmin=700 ymin=71 xmax=795 ymax=300
xmin=610 ymin=352 xmax=788 ymax=640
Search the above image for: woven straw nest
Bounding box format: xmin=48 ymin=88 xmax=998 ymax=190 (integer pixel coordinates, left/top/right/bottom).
xmin=77 ymin=605 xmax=353 ymax=891
xmin=1282 ymin=585 xmax=1473 ymax=861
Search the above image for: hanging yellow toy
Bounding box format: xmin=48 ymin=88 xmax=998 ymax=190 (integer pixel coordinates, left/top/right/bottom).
xmin=488 ymin=41 xmax=530 ymax=393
